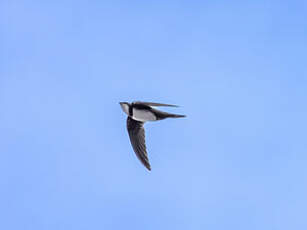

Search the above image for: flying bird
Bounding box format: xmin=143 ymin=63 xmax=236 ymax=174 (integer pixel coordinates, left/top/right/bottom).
xmin=119 ymin=101 xmax=186 ymax=171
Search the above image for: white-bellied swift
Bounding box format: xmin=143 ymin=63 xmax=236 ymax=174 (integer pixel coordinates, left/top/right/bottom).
xmin=119 ymin=101 xmax=186 ymax=171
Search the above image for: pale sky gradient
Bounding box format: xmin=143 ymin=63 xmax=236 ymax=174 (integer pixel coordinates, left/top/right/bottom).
xmin=1 ymin=1 xmax=307 ymax=229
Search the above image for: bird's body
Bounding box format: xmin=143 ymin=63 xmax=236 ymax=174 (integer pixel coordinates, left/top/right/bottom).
xmin=131 ymin=103 xmax=157 ymax=122
xmin=119 ymin=101 xmax=186 ymax=170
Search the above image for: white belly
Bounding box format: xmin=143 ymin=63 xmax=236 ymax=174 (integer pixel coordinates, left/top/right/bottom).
xmin=132 ymin=108 xmax=156 ymax=122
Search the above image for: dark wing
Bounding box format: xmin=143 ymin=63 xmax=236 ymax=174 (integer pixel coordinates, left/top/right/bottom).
xmin=133 ymin=101 xmax=179 ymax=107
xmin=126 ymin=116 xmax=151 ymax=171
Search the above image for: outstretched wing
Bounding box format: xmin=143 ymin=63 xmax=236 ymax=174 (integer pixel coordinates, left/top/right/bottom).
xmin=133 ymin=101 xmax=179 ymax=107
xmin=126 ymin=116 xmax=151 ymax=170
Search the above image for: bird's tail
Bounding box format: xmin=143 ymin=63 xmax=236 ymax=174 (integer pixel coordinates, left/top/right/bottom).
xmin=155 ymin=111 xmax=186 ymax=120
xmin=166 ymin=113 xmax=186 ymax=118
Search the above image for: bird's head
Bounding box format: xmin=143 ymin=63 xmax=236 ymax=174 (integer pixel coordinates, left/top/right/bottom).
xmin=119 ymin=102 xmax=130 ymax=115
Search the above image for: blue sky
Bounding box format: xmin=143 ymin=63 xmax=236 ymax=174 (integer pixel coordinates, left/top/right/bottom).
xmin=1 ymin=1 xmax=307 ymax=229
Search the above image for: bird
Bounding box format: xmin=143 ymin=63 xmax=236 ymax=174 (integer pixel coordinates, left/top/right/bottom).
xmin=119 ymin=101 xmax=186 ymax=171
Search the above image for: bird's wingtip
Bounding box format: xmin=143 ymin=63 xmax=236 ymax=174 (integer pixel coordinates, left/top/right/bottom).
xmin=146 ymin=165 xmax=151 ymax=171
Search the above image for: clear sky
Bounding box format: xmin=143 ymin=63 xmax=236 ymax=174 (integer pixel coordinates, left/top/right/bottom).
xmin=1 ymin=1 xmax=307 ymax=229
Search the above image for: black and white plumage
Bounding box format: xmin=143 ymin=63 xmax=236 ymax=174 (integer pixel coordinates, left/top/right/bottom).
xmin=119 ymin=101 xmax=186 ymax=171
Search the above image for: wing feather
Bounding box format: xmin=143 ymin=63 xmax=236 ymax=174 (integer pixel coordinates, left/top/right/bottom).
xmin=126 ymin=117 xmax=151 ymax=171
xmin=133 ymin=101 xmax=178 ymax=107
